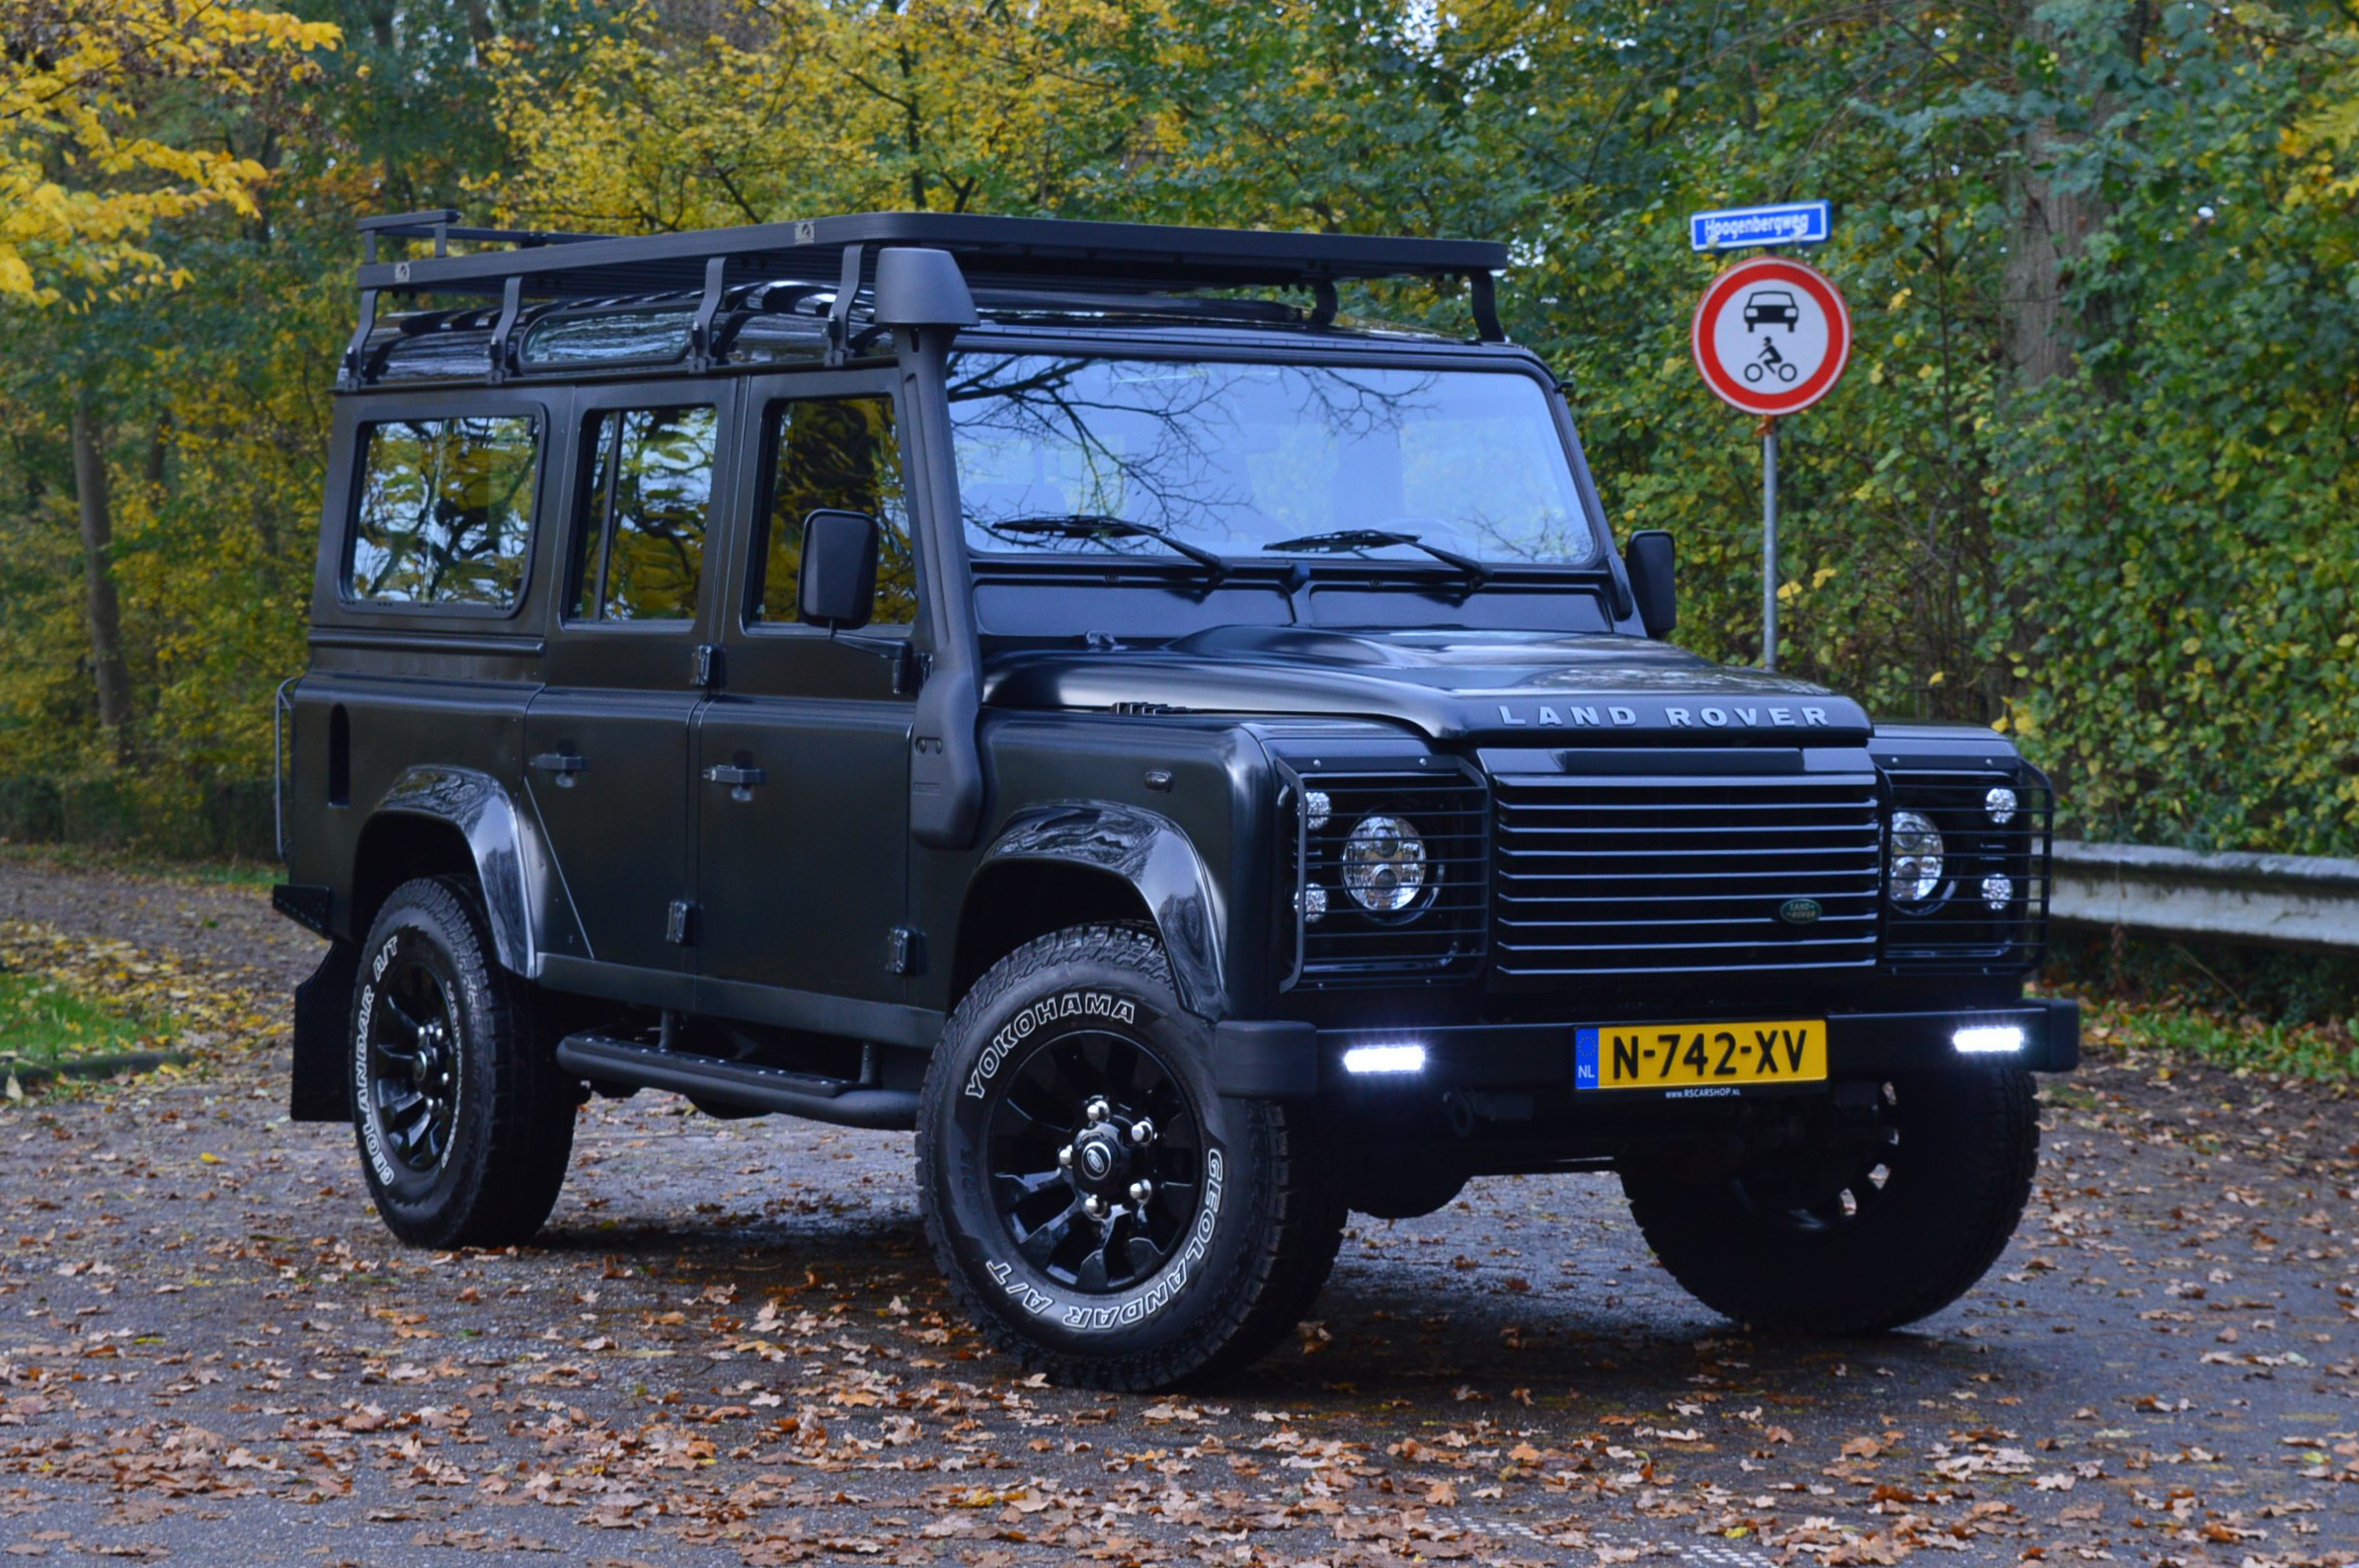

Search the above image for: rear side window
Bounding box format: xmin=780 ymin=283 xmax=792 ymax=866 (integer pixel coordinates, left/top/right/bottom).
xmin=754 ymin=395 xmax=914 ymax=626
xmin=349 ymin=415 xmax=539 ymax=607
xmin=571 ymin=405 xmax=718 ymax=623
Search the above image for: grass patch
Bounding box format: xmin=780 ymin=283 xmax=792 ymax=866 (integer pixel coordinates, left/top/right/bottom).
xmin=0 ymin=966 xmax=176 ymax=1065
xmin=0 ymin=839 xmax=278 ymax=889
xmin=2065 ymin=987 xmax=2358 ymax=1083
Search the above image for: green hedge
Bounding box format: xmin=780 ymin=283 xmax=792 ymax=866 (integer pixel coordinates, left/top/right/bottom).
xmin=0 ymin=773 xmax=275 ymax=862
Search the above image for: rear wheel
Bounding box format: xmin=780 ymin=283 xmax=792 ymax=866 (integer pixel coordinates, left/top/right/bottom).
xmin=1620 ymin=1067 xmax=2038 ymax=1334
xmin=918 ymin=925 xmax=1344 ymax=1390
xmin=351 ymin=877 xmax=576 ymax=1248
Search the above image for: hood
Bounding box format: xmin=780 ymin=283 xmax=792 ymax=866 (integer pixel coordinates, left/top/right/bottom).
xmin=983 ymin=625 xmax=1871 ymax=743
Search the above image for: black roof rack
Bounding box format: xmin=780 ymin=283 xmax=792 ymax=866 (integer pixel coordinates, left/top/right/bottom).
xmin=343 ymin=209 xmax=1512 ymax=384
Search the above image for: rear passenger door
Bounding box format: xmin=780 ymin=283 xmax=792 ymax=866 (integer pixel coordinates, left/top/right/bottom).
xmin=524 ymin=382 xmax=735 ymax=980
xmin=693 ymin=372 xmax=916 ymax=1011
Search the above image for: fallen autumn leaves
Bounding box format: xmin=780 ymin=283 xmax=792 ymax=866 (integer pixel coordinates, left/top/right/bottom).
xmin=1 ymin=863 xmax=2354 ymax=1566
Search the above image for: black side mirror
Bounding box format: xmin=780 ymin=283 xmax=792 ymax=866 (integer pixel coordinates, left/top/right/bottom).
xmin=799 ymin=509 xmax=879 ymax=630
xmin=1624 ymin=530 xmax=1677 ymax=639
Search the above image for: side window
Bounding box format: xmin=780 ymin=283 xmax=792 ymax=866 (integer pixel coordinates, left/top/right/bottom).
xmin=753 ymin=395 xmax=915 ymax=627
xmin=349 ymin=414 xmax=538 ymax=607
xmin=570 ymin=405 xmax=718 ymax=623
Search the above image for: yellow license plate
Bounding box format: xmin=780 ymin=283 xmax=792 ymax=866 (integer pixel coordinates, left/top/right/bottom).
xmin=1574 ymin=1019 xmax=1827 ymax=1094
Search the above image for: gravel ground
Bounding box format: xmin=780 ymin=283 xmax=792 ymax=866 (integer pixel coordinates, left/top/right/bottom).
xmin=1 ymin=859 xmax=2353 ymax=1566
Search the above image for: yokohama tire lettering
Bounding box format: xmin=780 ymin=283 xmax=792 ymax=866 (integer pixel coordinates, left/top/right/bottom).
xmin=964 ymin=990 xmax=1139 ymax=1100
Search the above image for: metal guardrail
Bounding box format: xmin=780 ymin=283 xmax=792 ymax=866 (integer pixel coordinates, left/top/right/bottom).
xmin=2050 ymin=840 xmax=2359 ymax=952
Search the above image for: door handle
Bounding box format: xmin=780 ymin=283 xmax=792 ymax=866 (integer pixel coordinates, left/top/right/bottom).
xmin=529 ymin=751 xmax=589 ymax=787
xmin=702 ymin=764 xmax=766 ymax=788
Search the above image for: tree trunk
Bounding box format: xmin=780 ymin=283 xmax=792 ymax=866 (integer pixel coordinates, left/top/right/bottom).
xmin=68 ymin=394 xmax=133 ymax=761
xmin=2004 ymin=1 xmax=2150 ymax=391
xmin=2003 ymin=114 xmax=2101 ymax=389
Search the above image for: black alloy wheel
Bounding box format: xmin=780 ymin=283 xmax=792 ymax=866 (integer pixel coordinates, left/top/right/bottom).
xmin=984 ymin=1032 xmax=1204 ymax=1294
xmin=1719 ymin=1080 xmax=1902 ymax=1234
xmin=1620 ymin=1066 xmax=2039 ymax=1335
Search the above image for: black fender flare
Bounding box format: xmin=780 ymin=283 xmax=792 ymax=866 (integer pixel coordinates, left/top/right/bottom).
xmin=974 ymin=802 xmax=1225 ymax=1020
xmin=366 ymin=765 xmax=554 ymax=978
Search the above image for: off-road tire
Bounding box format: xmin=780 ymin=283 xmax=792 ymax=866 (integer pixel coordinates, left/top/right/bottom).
xmin=350 ymin=876 xmax=576 ymax=1248
xmin=1620 ymin=1067 xmax=2038 ymax=1334
xmin=917 ymin=925 xmax=1345 ymax=1390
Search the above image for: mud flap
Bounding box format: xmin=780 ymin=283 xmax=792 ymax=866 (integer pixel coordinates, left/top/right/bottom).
xmin=290 ymin=940 xmax=358 ymax=1122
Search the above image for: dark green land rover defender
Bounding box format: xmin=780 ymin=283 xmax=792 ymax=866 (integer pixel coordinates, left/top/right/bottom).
xmin=273 ymin=210 xmax=2075 ymax=1390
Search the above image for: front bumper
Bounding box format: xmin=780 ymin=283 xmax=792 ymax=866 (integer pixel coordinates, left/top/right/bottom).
xmin=1212 ymin=998 xmax=2079 ymax=1099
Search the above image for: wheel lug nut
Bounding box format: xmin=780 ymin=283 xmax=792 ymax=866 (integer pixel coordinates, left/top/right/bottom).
xmin=1058 ymin=1144 xmax=1074 ymax=1169
xmin=1082 ymin=1194 xmax=1109 ymax=1219
xmin=1129 ymin=1118 xmax=1154 ymax=1145
xmin=1129 ymin=1178 xmax=1152 ymax=1206
xmin=1084 ymin=1098 xmax=1111 ymax=1125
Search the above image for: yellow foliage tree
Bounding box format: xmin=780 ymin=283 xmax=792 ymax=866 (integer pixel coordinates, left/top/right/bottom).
xmin=0 ymin=0 xmax=340 ymax=302
xmin=480 ymin=0 xmax=1144 ymax=230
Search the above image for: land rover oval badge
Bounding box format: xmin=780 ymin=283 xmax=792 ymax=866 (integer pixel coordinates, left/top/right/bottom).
xmin=1779 ymin=898 xmax=1823 ymax=925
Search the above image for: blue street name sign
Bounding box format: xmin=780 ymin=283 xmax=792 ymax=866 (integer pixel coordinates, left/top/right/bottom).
xmin=1690 ymin=200 xmax=1832 ymax=253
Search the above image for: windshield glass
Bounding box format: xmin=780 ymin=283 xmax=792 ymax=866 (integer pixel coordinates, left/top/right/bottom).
xmin=946 ymin=355 xmax=1597 ymax=568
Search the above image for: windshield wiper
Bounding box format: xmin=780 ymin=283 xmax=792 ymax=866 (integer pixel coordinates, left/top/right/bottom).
xmin=1263 ymin=528 xmax=1489 ymax=588
xmin=983 ymin=513 xmax=1229 ymax=584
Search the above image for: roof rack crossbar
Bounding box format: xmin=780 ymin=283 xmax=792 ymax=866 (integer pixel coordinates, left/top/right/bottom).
xmin=358 ymin=207 xmax=609 ymax=266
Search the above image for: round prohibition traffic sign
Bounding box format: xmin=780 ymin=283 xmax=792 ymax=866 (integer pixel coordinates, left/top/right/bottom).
xmin=1691 ymin=256 xmax=1850 ymax=416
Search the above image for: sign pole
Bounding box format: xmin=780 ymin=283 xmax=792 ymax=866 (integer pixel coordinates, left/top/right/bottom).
xmin=1761 ymin=416 xmax=1778 ymax=670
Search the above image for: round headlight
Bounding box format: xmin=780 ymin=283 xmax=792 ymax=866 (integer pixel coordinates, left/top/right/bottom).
xmin=1342 ymin=815 xmax=1429 ymax=913
xmin=1888 ymin=810 xmax=1946 ymax=904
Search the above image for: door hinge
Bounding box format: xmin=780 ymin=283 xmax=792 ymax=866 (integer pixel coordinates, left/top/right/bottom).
xmin=666 ymin=900 xmax=698 ymax=946
xmin=887 ymin=926 xmax=925 ymax=977
xmin=692 ymin=644 xmax=724 ymax=690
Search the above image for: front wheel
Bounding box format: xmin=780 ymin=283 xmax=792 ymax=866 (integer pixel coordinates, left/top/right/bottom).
xmin=917 ymin=926 xmax=1344 ymax=1390
xmin=1620 ymin=1067 xmax=2038 ymax=1334
xmin=350 ymin=877 xmax=576 ymax=1249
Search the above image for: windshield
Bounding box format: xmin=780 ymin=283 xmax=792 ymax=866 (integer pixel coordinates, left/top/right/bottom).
xmin=946 ymin=355 xmax=1597 ymax=568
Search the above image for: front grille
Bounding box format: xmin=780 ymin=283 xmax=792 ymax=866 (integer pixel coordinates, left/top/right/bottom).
xmin=1492 ymin=769 xmax=1884 ymax=980
xmin=1284 ymin=764 xmax=1489 ymax=988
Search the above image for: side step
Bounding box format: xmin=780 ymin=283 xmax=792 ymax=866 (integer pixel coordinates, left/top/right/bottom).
xmin=554 ymin=1033 xmax=917 ymax=1131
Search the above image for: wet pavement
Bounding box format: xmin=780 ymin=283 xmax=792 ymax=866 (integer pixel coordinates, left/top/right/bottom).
xmin=2 ymin=860 xmax=2353 ymax=1565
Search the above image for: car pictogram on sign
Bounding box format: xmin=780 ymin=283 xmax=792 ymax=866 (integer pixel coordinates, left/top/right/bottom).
xmin=1742 ymin=289 xmax=1799 ymax=331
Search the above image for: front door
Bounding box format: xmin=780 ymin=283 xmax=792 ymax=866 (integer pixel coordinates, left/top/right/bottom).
xmin=524 ymin=382 xmax=736 ymax=977
xmin=694 ymin=372 xmax=915 ymax=1008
